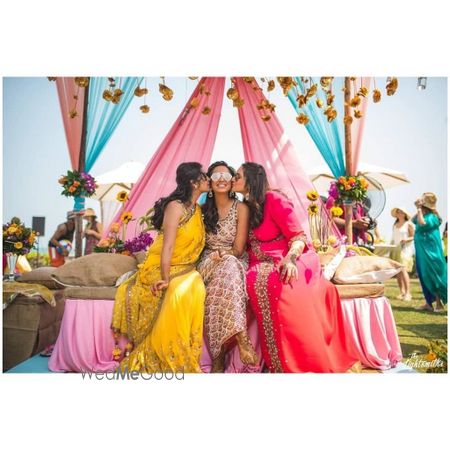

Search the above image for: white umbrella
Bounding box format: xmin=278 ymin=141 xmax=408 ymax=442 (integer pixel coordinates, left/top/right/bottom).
xmin=308 ymin=162 xmax=410 ymax=194
xmin=92 ymin=161 xmax=145 ymax=226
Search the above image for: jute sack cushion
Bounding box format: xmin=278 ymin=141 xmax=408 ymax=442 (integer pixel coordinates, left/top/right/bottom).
xmin=333 ymin=255 xmax=403 ymax=285
xmin=52 ymin=253 xmax=137 ymax=287
xmin=17 ymin=267 xmax=62 ymax=290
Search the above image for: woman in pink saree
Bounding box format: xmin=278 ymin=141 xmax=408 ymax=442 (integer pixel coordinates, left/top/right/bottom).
xmin=233 ymin=163 xmax=358 ymax=373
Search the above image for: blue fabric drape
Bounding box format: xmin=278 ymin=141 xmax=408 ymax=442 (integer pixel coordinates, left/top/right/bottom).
xmin=85 ymin=77 xmax=143 ymax=172
xmin=287 ymin=77 xmax=345 ymax=178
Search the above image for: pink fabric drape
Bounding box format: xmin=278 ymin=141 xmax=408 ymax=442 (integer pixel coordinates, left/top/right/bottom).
xmin=48 ymin=299 xmax=126 ymax=373
xmin=107 ymin=77 xmax=225 ymax=240
xmin=55 ymin=78 xmax=85 ymax=169
xmin=236 ymin=77 xmax=334 ymax=241
xmin=350 ymin=77 xmax=371 ymax=174
xmin=340 ymin=296 xmax=402 ymax=370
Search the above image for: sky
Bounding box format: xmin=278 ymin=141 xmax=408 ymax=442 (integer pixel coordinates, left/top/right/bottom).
xmin=2 ymin=76 xmax=447 ymax=250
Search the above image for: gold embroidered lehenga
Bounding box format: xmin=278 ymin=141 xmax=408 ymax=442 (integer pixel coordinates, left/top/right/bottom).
xmin=111 ymin=204 xmax=206 ymax=373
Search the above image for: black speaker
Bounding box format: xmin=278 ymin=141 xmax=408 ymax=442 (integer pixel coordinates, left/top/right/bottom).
xmin=32 ymin=216 xmax=45 ymax=236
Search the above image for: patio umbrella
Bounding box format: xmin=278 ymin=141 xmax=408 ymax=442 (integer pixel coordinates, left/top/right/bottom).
xmin=308 ymin=162 xmax=410 ymax=193
xmin=92 ymin=160 xmax=145 ymax=226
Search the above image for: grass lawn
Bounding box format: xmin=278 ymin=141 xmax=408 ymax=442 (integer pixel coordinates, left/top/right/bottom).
xmin=385 ymin=278 xmax=447 ymax=373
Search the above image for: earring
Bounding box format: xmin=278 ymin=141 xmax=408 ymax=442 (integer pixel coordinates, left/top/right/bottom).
xmin=244 ymin=193 xmax=249 ymax=201
xmin=229 ymin=191 xmax=235 ymax=198
xmin=208 ymin=190 xmax=213 ymax=198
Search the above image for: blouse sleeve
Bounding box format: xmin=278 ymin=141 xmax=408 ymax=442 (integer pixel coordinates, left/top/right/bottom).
xmin=268 ymin=192 xmax=307 ymax=246
xmin=416 ymin=213 xmax=441 ymax=232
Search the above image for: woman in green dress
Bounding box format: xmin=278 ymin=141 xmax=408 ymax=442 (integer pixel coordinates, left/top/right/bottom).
xmin=412 ymin=192 xmax=447 ymax=312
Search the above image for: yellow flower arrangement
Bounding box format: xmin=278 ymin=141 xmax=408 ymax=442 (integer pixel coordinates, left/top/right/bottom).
xmin=312 ymin=239 xmax=322 ymax=250
xmin=327 ymin=235 xmax=337 ymax=246
xmin=3 ymin=217 xmax=37 ymax=255
xmin=306 ymin=190 xmax=319 ymax=201
xmin=116 ymin=191 xmax=129 ymax=202
xmin=330 ymin=206 xmax=343 ymax=217
xmin=121 ymin=212 xmax=133 ymax=224
xmin=308 ymin=204 xmax=319 ymax=215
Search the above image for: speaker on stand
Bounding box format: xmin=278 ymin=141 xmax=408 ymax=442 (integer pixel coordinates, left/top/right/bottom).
xmin=32 ymin=217 xmax=45 ymax=268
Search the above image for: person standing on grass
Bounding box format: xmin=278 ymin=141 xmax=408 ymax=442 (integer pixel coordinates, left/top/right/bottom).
xmin=389 ymin=207 xmax=415 ymax=301
xmin=412 ymin=193 xmax=447 ymax=312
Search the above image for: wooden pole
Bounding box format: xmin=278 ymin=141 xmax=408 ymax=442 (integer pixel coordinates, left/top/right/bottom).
xmin=75 ymin=79 xmax=90 ymax=258
xmin=344 ymin=77 xmax=353 ymax=244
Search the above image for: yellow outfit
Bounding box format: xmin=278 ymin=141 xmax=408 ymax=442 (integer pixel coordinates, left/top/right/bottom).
xmin=111 ymin=204 xmax=206 ymax=373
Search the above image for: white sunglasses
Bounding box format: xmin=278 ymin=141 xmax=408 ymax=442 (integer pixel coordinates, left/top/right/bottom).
xmin=210 ymin=172 xmax=233 ymax=182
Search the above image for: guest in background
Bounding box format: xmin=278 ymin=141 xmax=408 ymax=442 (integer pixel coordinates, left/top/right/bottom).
xmin=389 ymin=207 xmax=414 ymax=301
xmin=413 ymin=193 xmax=447 ymax=312
xmin=442 ymin=222 xmax=448 ymax=262
xmin=48 ymin=211 xmax=75 ymax=267
xmin=83 ymin=208 xmax=103 ymax=255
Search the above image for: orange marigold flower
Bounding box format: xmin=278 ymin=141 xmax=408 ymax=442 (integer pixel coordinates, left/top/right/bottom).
xmin=14 ymin=242 xmax=23 ymax=249
xmin=110 ymin=223 xmax=120 ymax=233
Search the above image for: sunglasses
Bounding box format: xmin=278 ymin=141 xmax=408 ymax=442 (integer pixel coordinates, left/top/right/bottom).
xmin=210 ymin=172 xmax=233 ymax=182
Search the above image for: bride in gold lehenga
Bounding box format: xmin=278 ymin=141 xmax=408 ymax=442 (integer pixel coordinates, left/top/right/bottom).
xmin=111 ymin=162 xmax=210 ymax=373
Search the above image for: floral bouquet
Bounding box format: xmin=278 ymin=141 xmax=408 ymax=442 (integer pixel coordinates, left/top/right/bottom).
xmin=93 ymin=222 xmax=125 ymax=254
xmin=59 ymin=170 xmax=98 ymax=198
xmin=328 ymin=175 xmax=368 ymax=205
xmin=3 ymin=217 xmax=37 ymax=255
xmin=123 ymin=232 xmax=154 ymax=254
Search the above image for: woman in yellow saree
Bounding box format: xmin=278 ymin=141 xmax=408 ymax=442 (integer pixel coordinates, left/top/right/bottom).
xmin=112 ymin=162 xmax=210 ymax=373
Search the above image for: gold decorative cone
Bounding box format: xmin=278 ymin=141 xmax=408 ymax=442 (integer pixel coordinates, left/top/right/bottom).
xmin=306 ymin=84 xmax=318 ymax=97
xmin=296 ymin=113 xmax=310 ymax=125
xmin=358 ymin=86 xmax=368 ymax=97
xmin=103 ymin=90 xmax=113 ymax=101
xmin=202 ymin=106 xmax=211 ymax=115
xmin=386 ymin=77 xmax=398 ymax=96
xmin=69 ymin=109 xmax=78 ymax=118
xmin=140 ymin=105 xmax=150 ymax=113
xmin=227 ymin=87 xmax=239 ymax=100
xmin=372 ymin=89 xmax=381 ymax=103
xmin=320 ymin=77 xmax=333 ymax=88
xmin=233 ymin=97 xmax=244 ymax=108
xmin=134 ymin=87 xmax=148 ymax=97
xmin=190 ymin=97 xmax=200 ymax=108
xmin=350 ymin=95 xmax=361 ymax=107
xmin=354 ymin=109 xmax=363 ymax=119
xmin=267 ymin=80 xmax=275 ymax=91
xmin=75 ymin=77 xmax=89 ymax=88
xmin=343 ymin=115 xmax=353 ymax=125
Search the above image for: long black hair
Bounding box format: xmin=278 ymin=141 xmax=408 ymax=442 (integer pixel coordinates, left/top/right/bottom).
xmin=151 ymin=162 xmax=205 ymax=230
xmin=202 ymin=160 xmax=236 ymax=234
xmin=241 ymin=162 xmax=270 ymax=229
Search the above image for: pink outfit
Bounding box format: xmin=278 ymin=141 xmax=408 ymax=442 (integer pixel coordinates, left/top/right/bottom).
xmin=246 ymin=191 xmax=358 ymax=373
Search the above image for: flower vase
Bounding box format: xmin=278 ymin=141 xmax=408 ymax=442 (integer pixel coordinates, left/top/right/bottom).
xmin=6 ymin=253 xmax=18 ymax=282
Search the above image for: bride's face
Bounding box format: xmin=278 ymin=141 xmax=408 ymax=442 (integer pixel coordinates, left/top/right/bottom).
xmin=232 ymin=166 xmax=247 ymax=194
